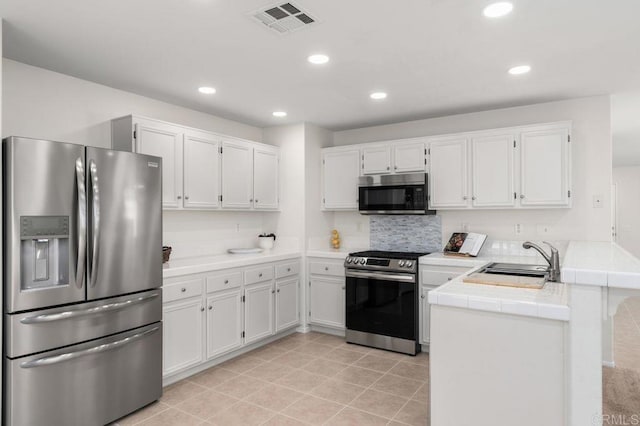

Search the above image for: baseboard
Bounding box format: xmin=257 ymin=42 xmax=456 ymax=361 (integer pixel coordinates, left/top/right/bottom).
xmin=602 ymin=360 xmax=616 ymax=368
xmin=296 ymin=325 xmax=311 ymax=333
xmin=309 ymin=324 xmax=346 ymax=337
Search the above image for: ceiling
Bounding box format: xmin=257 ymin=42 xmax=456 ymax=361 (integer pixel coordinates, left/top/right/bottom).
xmin=612 ymin=91 xmax=640 ymax=167
xmin=1 ymin=0 xmax=640 ymax=130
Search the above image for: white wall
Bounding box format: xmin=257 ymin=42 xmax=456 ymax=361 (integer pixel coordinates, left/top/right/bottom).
xmin=613 ymin=166 xmax=640 ymax=258
xmin=2 ymin=59 xmax=271 ymax=258
xmin=333 ymin=96 xmax=613 ymax=244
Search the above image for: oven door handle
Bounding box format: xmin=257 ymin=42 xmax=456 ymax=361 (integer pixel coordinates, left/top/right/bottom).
xmin=346 ymin=270 xmax=416 ymax=283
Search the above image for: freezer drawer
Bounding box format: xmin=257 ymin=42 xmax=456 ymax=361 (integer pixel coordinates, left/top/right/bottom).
xmin=5 ymin=322 xmax=162 ymax=426
xmin=5 ymin=288 xmax=162 ymax=358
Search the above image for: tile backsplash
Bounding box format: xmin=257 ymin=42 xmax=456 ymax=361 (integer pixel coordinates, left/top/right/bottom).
xmin=370 ymin=215 xmax=442 ymax=252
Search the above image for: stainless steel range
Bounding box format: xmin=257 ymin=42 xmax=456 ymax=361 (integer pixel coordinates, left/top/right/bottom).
xmin=344 ymin=250 xmax=428 ymax=355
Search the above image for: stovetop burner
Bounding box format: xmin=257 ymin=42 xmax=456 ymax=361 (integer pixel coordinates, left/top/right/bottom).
xmin=348 ymin=250 xmax=430 ymax=260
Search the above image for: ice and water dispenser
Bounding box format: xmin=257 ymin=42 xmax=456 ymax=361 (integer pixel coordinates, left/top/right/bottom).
xmin=20 ymin=216 xmax=70 ymax=290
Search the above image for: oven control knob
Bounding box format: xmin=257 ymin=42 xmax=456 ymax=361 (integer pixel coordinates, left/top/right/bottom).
xmin=399 ymin=260 xmax=405 ymax=267
xmin=406 ymin=261 xmax=413 ymax=267
xmin=359 ymin=258 xmax=366 ymax=265
xmin=346 ymin=257 xmax=352 ymax=263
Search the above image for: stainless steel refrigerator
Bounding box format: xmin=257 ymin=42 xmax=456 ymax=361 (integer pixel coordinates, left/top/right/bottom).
xmin=3 ymin=136 xmax=163 ymax=425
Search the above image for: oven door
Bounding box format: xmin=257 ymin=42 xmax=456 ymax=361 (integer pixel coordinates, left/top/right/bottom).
xmin=345 ymin=270 xmax=417 ymax=340
xmin=358 ymin=184 xmax=428 ymax=214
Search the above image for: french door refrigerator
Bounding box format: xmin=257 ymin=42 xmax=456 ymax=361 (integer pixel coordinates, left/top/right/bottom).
xmin=3 ymin=136 xmax=163 ymax=426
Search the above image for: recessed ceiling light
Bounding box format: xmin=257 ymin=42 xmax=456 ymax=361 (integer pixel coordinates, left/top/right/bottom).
xmin=483 ymin=2 xmax=513 ymax=18
xmin=370 ymin=92 xmax=388 ymax=100
xmin=272 ymin=111 xmax=287 ymax=118
xmin=508 ymin=65 xmax=531 ymax=75
xmin=198 ymin=86 xmax=216 ymax=94
xmin=308 ymin=54 xmax=330 ymax=65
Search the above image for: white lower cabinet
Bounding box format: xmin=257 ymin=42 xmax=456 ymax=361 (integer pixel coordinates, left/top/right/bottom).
xmin=162 ymin=258 xmax=300 ymax=379
xmin=308 ymin=258 xmax=346 ymax=329
xmin=420 ymin=286 xmax=438 ymax=345
xmin=206 ymin=289 xmax=243 ymax=359
xmin=162 ymin=297 xmax=204 ymax=376
xmin=244 ymin=281 xmax=275 ymax=344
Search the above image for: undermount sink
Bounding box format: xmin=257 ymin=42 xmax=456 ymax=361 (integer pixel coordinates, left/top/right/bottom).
xmin=478 ymin=262 xmax=550 ymax=278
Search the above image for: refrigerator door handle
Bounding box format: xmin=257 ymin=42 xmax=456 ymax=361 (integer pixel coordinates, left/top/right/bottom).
xmin=19 ymin=292 xmax=160 ymax=324
xmin=75 ymin=157 xmax=87 ymax=289
xmin=88 ymin=159 xmax=101 ymax=287
xmin=19 ymin=326 xmax=160 ymax=369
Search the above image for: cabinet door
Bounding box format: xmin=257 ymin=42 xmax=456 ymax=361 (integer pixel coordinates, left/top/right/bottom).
xmin=221 ymin=140 xmax=253 ymax=209
xmin=322 ymin=149 xmax=360 ymax=210
xmin=244 ymin=282 xmax=275 ymax=344
xmin=276 ymin=277 xmax=299 ymax=332
xmin=429 ymin=137 xmax=469 ymax=208
xmin=394 ymin=141 xmax=426 ymax=173
xmin=362 ymin=146 xmax=392 ymax=174
xmin=135 ymin=119 xmax=183 ymax=209
xmin=206 ymin=289 xmax=243 ymax=359
xmin=309 ymin=277 xmax=345 ymax=328
xmin=253 ymin=147 xmax=279 ymax=210
xmin=471 ymin=134 xmax=516 ymax=207
xmin=163 ymin=298 xmax=203 ymax=376
xmin=420 ymin=286 xmax=438 ymax=345
xmin=520 ymin=127 xmax=571 ymax=206
xmin=183 ymin=132 xmax=220 ymax=209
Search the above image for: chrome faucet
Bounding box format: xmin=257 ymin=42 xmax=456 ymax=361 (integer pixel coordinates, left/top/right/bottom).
xmin=522 ymin=241 xmax=561 ymax=282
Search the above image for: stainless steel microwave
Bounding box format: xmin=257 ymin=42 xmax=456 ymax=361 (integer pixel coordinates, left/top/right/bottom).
xmin=358 ymin=172 xmax=436 ymax=215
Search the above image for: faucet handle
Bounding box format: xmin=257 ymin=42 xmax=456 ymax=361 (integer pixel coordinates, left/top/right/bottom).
xmin=542 ymin=241 xmax=558 ymax=254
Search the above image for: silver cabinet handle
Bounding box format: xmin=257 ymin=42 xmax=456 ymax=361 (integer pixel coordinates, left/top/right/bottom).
xmin=75 ymin=157 xmax=87 ymax=290
xmin=520 ymin=194 xmax=525 ymax=199
xmin=177 ymin=195 xmax=182 ymax=200
xmin=181 ymin=288 xmax=186 ymax=292
xmin=224 ymin=279 xmax=229 ymax=284
xmin=277 ymin=289 xmax=280 ymax=293
xmin=386 ymin=166 xmax=390 ymax=170
xmin=250 ymin=198 xmax=253 ymax=202
xmin=20 ymin=326 xmax=160 ymax=368
xmin=20 ymin=293 xmax=160 ymax=324
xmin=255 ymin=199 xmax=259 ymax=203
xmin=394 ymin=166 xmax=398 ymax=170
xmin=472 ymin=196 xmax=476 ymax=201
xmin=287 ymin=268 xmax=291 ymax=272
xmin=208 ymin=306 xmax=213 ymax=310
xmin=342 ymin=286 xmax=346 ymax=290
xmin=421 ymin=295 xmax=426 ymax=299
xmin=88 ymin=160 xmax=101 ymax=288
xmin=325 ymin=267 xmax=329 ymax=271
xmin=271 ymin=289 xmax=275 ymax=294
xmin=259 ymin=273 xmax=263 ymax=278
xmin=201 ymin=307 xmax=205 ymax=312
xmin=463 ymin=196 xmax=468 ymax=200
xmin=185 ymin=196 xmax=189 ymax=200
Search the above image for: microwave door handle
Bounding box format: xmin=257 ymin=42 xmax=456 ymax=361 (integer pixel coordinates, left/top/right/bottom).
xmin=75 ymin=157 xmax=87 ymax=289
xmin=88 ymin=160 xmax=101 ymax=288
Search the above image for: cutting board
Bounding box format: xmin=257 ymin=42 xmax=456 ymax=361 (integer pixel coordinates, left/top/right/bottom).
xmin=463 ymin=272 xmax=546 ymax=289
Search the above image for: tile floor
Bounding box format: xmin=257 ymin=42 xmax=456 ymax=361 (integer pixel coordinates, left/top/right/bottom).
xmin=114 ymin=332 xmax=429 ymax=425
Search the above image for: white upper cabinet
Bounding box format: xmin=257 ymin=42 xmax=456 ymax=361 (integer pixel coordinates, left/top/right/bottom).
xmin=362 ymin=146 xmax=392 ymax=174
xmin=322 ymin=148 xmax=360 ymax=210
xmin=471 ymin=134 xmax=516 ymax=208
xmin=134 ymin=119 xmax=184 ymax=209
xmin=429 ymin=137 xmax=469 ymax=208
xmin=183 ymin=131 xmax=220 ymax=209
xmin=221 ymin=140 xmax=254 ymax=209
xmin=393 ymin=141 xmax=427 ymax=173
xmin=520 ymin=126 xmax=571 ymax=207
xmin=253 ymin=146 xmax=279 ymax=210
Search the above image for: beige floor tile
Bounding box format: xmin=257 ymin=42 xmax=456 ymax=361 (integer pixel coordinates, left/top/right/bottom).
xmin=161 ymin=381 xmax=207 ymax=406
xmin=175 ymin=389 xmax=238 ymax=420
xmin=218 ymin=355 xmax=265 ymax=373
xmin=301 ymin=358 xmax=348 ymax=377
xmin=371 ymin=373 xmax=423 ymax=398
xmin=353 ymin=354 xmax=399 ymax=373
xmin=388 ymin=361 xmax=429 ymax=382
xmin=405 ymin=352 xmax=430 ymax=366
xmin=244 ymin=384 xmax=304 ymax=411
xmin=325 ymin=407 xmax=389 ymax=426
xmin=340 ymin=343 xmax=372 ymax=354
xmin=285 ymin=332 xmax=323 ymax=343
xmin=272 ymin=338 xmax=305 ymax=351
xmin=412 ymin=382 xmax=430 ymax=402
xmin=137 ymin=408 xmax=202 ymax=426
xmin=350 ymin=389 xmax=408 ymax=419
xmin=334 ymin=365 xmax=384 ymax=387
xmin=245 ymin=361 xmax=297 ymax=382
xmin=115 ymin=401 xmax=170 ymax=425
xmin=208 ymin=401 xmax=275 ymax=426
xmin=214 ymin=375 xmax=268 ymax=399
xmin=248 ymin=345 xmax=288 ymax=361
xmin=282 ymin=396 xmax=344 ymax=425
xmin=271 ymin=351 xmax=317 ymax=369
xmin=310 ymin=379 xmax=367 ymax=405
xmin=294 ymin=342 xmax=336 ymax=357
xmin=393 ymin=399 xmax=429 ymax=426
xmin=188 ymin=367 xmax=238 ymax=389
xmin=276 ymin=369 xmax=328 ymax=393
xmin=323 ymin=348 xmax=366 ymax=365
xmin=368 ymin=349 xmax=412 ymax=362
xmin=313 ymin=334 xmax=345 ymax=347
xmin=262 ymin=414 xmax=308 ymax=426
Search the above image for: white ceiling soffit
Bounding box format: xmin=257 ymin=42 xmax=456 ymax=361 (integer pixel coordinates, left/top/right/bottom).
xmin=1 ymin=0 xmax=640 ymax=130
xmin=252 ymin=2 xmax=318 ymax=35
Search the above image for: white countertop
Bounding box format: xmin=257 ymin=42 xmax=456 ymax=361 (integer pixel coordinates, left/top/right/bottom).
xmin=561 ymin=241 xmax=640 ymax=289
xmin=307 ymin=248 xmax=358 ymax=259
xmin=163 ymin=249 xmax=301 ymax=278
xmin=425 ymin=252 xmax=569 ymax=321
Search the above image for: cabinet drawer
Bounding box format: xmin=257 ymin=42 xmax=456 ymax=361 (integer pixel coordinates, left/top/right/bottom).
xmin=206 ymin=271 xmax=243 ymax=293
xmin=276 ymin=261 xmax=300 ymax=279
xmin=164 ymin=278 xmax=203 ymax=303
xmin=245 ymin=265 xmax=274 ymax=285
xmin=309 ymin=262 xmax=345 ymax=277
xmin=420 ymin=266 xmax=470 ymax=286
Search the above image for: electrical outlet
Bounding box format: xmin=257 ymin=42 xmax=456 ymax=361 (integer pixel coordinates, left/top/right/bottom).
xmin=461 ymin=223 xmax=469 ymax=232
xmin=515 ymin=224 xmax=522 ymax=235
xmin=593 ymin=195 xmax=603 ymax=208
xmin=537 ymin=224 xmax=552 ymax=235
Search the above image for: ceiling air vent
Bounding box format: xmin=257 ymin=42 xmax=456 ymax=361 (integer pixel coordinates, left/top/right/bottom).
xmin=252 ymin=2 xmax=318 ymax=35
